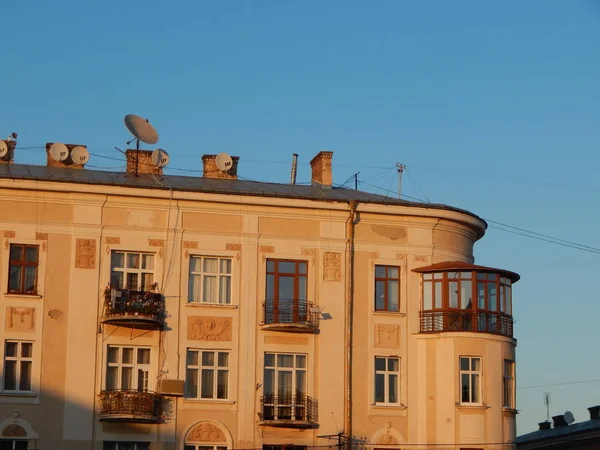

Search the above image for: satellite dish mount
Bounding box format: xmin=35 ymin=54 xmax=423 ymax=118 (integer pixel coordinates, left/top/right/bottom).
xmin=124 ymin=114 xmax=160 ymax=176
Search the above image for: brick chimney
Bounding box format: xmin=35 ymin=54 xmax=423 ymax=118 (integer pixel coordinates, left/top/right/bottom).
xmin=126 ymin=150 xmax=162 ymax=175
xmin=0 ymin=139 xmax=16 ymax=164
xmin=202 ymin=154 xmax=239 ymax=180
xmin=45 ymin=143 xmax=88 ymax=169
xmin=538 ymin=421 xmax=551 ymax=430
xmin=552 ymin=415 xmax=568 ymax=428
xmin=589 ymin=406 xmax=600 ymax=420
xmin=310 ymin=151 xmax=333 ymax=187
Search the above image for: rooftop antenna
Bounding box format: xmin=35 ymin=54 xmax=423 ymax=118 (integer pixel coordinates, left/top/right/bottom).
xmin=290 ymin=153 xmax=298 ymax=185
xmin=396 ymin=163 xmax=406 ymax=199
xmin=544 ymin=392 xmax=551 ymax=423
xmin=124 ymin=114 xmax=160 ymax=176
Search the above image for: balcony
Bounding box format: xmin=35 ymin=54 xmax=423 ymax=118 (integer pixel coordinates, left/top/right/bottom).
xmin=420 ymin=310 xmax=514 ymax=338
xmin=259 ymin=395 xmax=318 ymax=428
xmin=102 ymin=288 xmax=163 ymax=329
xmin=98 ymin=389 xmax=161 ymax=423
xmin=261 ymin=300 xmax=319 ymax=333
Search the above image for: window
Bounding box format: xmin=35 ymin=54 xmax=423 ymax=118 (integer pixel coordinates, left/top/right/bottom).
xmin=104 ymin=443 xmax=149 ymax=450
xmin=8 ymin=244 xmax=39 ymax=295
xmin=375 ymin=266 xmax=400 ymax=312
xmin=265 ymin=260 xmax=308 ymax=323
xmin=110 ymin=251 xmax=154 ymax=291
xmin=460 ymin=356 xmax=481 ymax=404
xmin=503 ymin=360 xmax=515 ymax=408
xmin=185 ymin=446 xmax=227 ymax=450
xmin=263 ymin=446 xmax=307 ymax=450
xmin=189 ymin=256 xmax=232 ymax=304
xmin=0 ymin=441 xmax=28 ymax=450
xmin=106 ymin=346 xmax=151 ymax=391
xmin=374 ymin=356 xmax=399 ymax=404
xmin=3 ymin=341 xmax=33 ymax=392
xmin=186 ymin=350 xmax=229 ymax=399
xmin=263 ymin=353 xmax=307 ymax=420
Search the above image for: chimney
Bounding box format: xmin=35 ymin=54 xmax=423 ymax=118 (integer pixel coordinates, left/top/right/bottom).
xmin=202 ymin=154 xmax=239 ymax=180
xmin=310 ymin=150 xmax=333 ymax=187
xmin=0 ymin=139 xmax=16 ymax=164
xmin=538 ymin=421 xmax=551 ymax=431
xmin=552 ymin=415 xmax=568 ymax=428
xmin=45 ymin=143 xmax=88 ymax=169
xmin=126 ymin=150 xmax=162 ymax=175
xmin=588 ymin=406 xmax=600 ymax=420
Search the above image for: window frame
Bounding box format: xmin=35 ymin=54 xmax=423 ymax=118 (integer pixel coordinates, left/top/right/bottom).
xmin=184 ymin=445 xmax=228 ymax=450
xmin=103 ymin=443 xmax=150 ymax=450
xmin=374 ymin=265 xmax=400 ymax=312
xmin=110 ymin=251 xmax=155 ymax=291
xmin=374 ymin=356 xmax=400 ymax=405
xmin=185 ymin=349 xmax=230 ymax=400
xmin=7 ymin=244 xmax=39 ymax=295
xmin=188 ymin=255 xmax=233 ymax=304
xmin=2 ymin=340 xmax=34 ymax=393
xmin=105 ymin=345 xmax=152 ymax=392
xmin=459 ymin=356 xmax=482 ymax=405
xmin=265 ymin=259 xmax=308 ymax=323
xmin=503 ymin=360 xmax=515 ymax=409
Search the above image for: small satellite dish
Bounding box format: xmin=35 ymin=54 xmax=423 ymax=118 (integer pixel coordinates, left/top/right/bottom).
xmin=0 ymin=141 xmax=7 ymax=158
xmin=71 ymin=146 xmax=90 ymax=165
xmin=564 ymin=411 xmax=575 ymax=424
xmin=124 ymin=114 xmax=159 ymax=145
xmin=151 ymin=149 xmax=170 ymax=168
xmin=49 ymin=143 xmax=69 ymax=161
xmin=215 ymin=152 xmax=233 ymax=172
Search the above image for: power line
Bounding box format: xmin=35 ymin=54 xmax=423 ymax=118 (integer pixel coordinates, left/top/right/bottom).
xmin=518 ymin=377 xmax=600 ymax=390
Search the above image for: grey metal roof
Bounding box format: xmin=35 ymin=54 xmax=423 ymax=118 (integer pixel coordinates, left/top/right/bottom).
xmin=0 ymin=163 xmax=484 ymax=223
xmin=517 ymin=419 xmax=600 ymax=444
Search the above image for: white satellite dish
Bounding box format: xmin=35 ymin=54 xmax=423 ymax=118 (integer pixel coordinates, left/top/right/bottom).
xmin=71 ymin=146 xmax=90 ymax=165
xmin=215 ymin=152 xmax=233 ymax=172
xmin=151 ymin=149 xmax=170 ymax=168
xmin=49 ymin=143 xmax=69 ymax=161
xmin=124 ymin=114 xmax=159 ymax=145
xmin=564 ymin=411 xmax=575 ymax=424
xmin=0 ymin=141 xmax=7 ymax=158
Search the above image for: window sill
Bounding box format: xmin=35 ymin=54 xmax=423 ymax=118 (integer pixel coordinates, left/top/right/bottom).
xmin=183 ymin=399 xmax=236 ymax=405
xmin=186 ymin=303 xmax=238 ymax=309
xmin=0 ymin=392 xmax=39 ymax=404
xmin=456 ymin=403 xmax=489 ymax=410
xmin=0 ymin=392 xmax=37 ymax=397
xmin=503 ymin=407 xmax=519 ymax=414
xmin=372 ymin=311 xmax=406 ymax=317
xmin=372 ymin=403 xmax=407 ymax=410
xmin=4 ymin=293 xmax=42 ymax=299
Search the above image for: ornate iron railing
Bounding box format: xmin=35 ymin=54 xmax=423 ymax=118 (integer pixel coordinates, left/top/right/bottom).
xmin=262 ymin=299 xmax=319 ymax=329
xmin=104 ymin=288 xmax=163 ymax=321
xmin=420 ymin=310 xmax=513 ymax=338
xmin=98 ymin=389 xmax=160 ymax=422
xmin=260 ymin=394 xmax=318 ymax=424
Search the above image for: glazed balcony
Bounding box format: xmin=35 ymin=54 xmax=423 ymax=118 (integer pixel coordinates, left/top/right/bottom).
xmin=102 ymin=288 xmax=163 ymax=329
xmin=259 ymin=395 xmax=318 ymax=428
xmin=98 ymin=389 xmax=161 ymax=423
xmin=261 ymin=300 xmax=319 ymax=333
xmin=420 ymin=310 xmax=514 ymax=338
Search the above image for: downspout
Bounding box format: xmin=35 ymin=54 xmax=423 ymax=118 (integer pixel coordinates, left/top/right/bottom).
xmin=345 ymin=200 xmax=357 ymax=449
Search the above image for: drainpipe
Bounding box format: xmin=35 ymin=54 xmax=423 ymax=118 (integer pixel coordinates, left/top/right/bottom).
xmin=345 ymin=200 xmax=357 ymax=449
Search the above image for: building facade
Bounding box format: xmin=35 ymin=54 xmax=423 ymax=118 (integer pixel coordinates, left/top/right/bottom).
xmin=0 ymin=146 xmax=519 ymax=450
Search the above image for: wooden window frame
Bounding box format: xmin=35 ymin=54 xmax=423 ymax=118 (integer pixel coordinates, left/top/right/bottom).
xmin=266 ymin=259 xmax=308 ymax=322
xmin=374 ymin=265 xmax=400 ymax=312
xmin=8 ymin=244 xmax=39 ymax=295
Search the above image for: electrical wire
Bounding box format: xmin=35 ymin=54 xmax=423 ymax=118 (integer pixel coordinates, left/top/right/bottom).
xmin=518 ymin=377 xmax=600 ymax=390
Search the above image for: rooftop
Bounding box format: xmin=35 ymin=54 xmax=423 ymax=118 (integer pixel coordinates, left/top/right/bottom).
xmin=413 ymin=261 xmax=520 ymax=282
xmin=517 ymin=419 xmax=600 ymax=445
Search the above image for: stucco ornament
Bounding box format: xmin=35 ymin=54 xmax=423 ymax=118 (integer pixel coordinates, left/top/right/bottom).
xmin=323 ymin=252 xmax=342 ymax=281
xmin=376 ymin=433 xmax=398 ymax=445
xmin=75 ymin=238 xmax=96 ymax=269
xmin=6 ymin=307 xmax=35 ymax=331
xmin=188 ymin=422 xmax=226 ymax=442
xmin=187 ymin=316 xmax=232 ymax=341
xmin=1 ymin=424 xmax=26 ymax=437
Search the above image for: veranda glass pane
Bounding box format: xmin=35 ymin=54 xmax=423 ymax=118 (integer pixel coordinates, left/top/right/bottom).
xmin=434 ymin=282 xmax=442 ymax=308
xmin=460 ymin=280 xmax=472 ymax=309
xmin=423 ymin=281 xmax=432 ymax=310
xmin=488 ymin=283 xmax=497 ymax=311
xmin=477 ymin=283 xmax=485 ymax=309
xmin=449 ymin=281 xmax=458 ymax=308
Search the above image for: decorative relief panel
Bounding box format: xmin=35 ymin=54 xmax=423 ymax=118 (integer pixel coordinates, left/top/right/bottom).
xmin=35 ymin=232 xmax=48 ymax=240
xmin=149 ymin=239 xmax=164 ymax=247
xmin=301 ymin=248 xmax=317 ymax=257
xmin=369 ymin=251 xmax=380 ymax=259
xmin=188 ymin=422 xmax=226 ymax=442
xmin=226 ymin=243 xmax=241 ymax=251
xmin=323 ymin=252 xmax=342 ymax=281
xmin=1 ymin=424 xmax=27 ymax=438
xmin=375 ymin=324 xmax=400 ymax=348
xmin=187 ymin=316 xmax=232 ymax=341
xmin=5 ymin=307 xmax=35 ymax=332
xmin=105 ymin=237 xmax=120 ymax=245
xmin=75 ymin=239 xmax=96 ymax=269
xmin=376 ymin=434 xmax=398 ymax=445
xmin=3 ymin=230 xmax=15 ymax=238
xmin=259 ymin=245 xmax=274 ymax=254
xmin=183 ymin=241 xmax=198 ymax=249
xmin=396 ymin=253 xmax=407 ymax=260
xmin=414 ymin=255 xmax=429 ymax=262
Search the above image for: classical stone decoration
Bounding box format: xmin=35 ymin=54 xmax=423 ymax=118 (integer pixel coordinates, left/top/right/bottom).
xmin=3 ymin=230 xmax=15 ymax=238
xmin=105 ymin=237 xmax=120 ymax=244
xmin=41 ymin=241 xmax=47 ymax=252
xmin=226 ymin=243 xmax=241 ymax=251
xmin=1 ymin=424 xmax=26 ymax=437
xmin=188 ymin=316 xmax=232 ymax=341
xmin=377 ymin=433 xmax=398 ymax=445
xmin=75 ymin=238 xmax=96 ymax=269
xmin=301 ymin=248 xmax=317 ymax=257
xmin=149 ymin=239 xmax=164 ymax=247
xmin=259 ymin=245 xmax=274 ymax=254
xmin=187 ymin=422 xmax=227 ymax=442
xmin=35 ymin=232 xmax=48 ymax=240
xmin=375 ymin=324 xmax=400 ymax=348
xmin=414 ymin=255 xmax=429 ymax=262
xmin=396 ymin=253 xmax=407 ymax=260
xmin=4 ymin=239 xmax=8 ymax=249
xmin=323 ymin=252 xmax=342 ymax=281
xmin=6 ymin=307 xmax=35 ymax=331
xmin=183 ymin=241 xmax=198 ymax=249
xmin=369 ymin=251 xmax=380 ymax=259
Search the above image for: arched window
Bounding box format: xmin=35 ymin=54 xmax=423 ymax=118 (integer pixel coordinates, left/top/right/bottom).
xmin=0 ymin=417 xmax=39 ymax=450
xmin=184 ymin=421 xmax=231 ymax=450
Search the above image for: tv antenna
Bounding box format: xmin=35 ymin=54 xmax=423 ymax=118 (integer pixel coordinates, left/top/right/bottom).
xmin=396 ymin=163 xmax=406 ymax=199
xmin=544 ymin=392 xmax=551 ymax=422
xmin=215 ymin=152 xmax=233 ymax=172
xmin=124 ymin=114 xmax=160 ymax=176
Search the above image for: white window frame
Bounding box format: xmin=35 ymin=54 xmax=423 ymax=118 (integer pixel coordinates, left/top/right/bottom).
xmin=185 ymin=445 xmax=228 ymax=450
xmin=459 ymin=356 xmax=482 ymax=405
xmin=503 ymin=360 xmax=515 ymax=409
xmin=110 ymin=251 xmax=155 ymax=291
xmin=105 ymin=346 xmax=152 ymax=391
xmin=185 ymin=349 xmax=230 ymax=400
xmin=263 ymin=352 xmax=308 ymax=421
xmin=188 ymin=256 xmax=232 ymax=304
xmin=2 ymin=340 xmax=33 ymax=393
xmin=103 ymin=443 xmax=150 ymax=450
xmin=374 ymin=356 xmax=400 ymax=405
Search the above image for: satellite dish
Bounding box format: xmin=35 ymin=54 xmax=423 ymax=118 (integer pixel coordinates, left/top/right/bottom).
xmin=124 ymin=114 xmax=159 ymax=145
xmin=0 ymin=141 xmax=7 ymax=158
xmin=71 ymin=146 xmax=90 ymax=165
xmin=564 ymin=411 xmax=575 ymax=424
xmin=151 ymin=149 xmax=170 ymax=168
xmin=215 ymin=152 xmax=233 ymax=172
xmin=49 ymin=143 xmax=69 ymax=161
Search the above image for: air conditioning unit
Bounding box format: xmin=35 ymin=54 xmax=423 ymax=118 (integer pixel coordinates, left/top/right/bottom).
xmin=157 ymin=379 xmax=185 ymax=397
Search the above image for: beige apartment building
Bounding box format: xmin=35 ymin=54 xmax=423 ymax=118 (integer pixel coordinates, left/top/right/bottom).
xmin=0 ymin=144 xmax=519 ymax=450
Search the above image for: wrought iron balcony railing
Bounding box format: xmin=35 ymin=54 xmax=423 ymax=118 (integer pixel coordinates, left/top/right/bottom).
xmin=103 ymin=288 xmax=164 ymax=328
xmin=98 ymin=389 xmax=161 ymax=423
xmin=259 ymin=394 xmax=318 ymax=427
xmin=420 ymin=310 xmax=513 ymax=338
xmin=262 ymin=299 xmax=319 ymax=332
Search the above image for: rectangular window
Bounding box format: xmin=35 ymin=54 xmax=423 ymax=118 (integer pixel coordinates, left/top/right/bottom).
xmin=3 ymin=341 xmax=33 ymax=392
xmin=460 ymin=356 xmax=481 ymax=404
xmin=8 ymin=244 xmax=39 ymax=295
xmin=503 ymin=360 xmax=515 ymax=408
xmin=185 ymin=446 xmax=228 ymax=450
xmin=375 ymin=266 xmax=400 ymax=312
xmin=265 ymin=260 xmax=308 ymax=324
xmin=106 ymin=346 xmax=151 ymax=391
xmin=110 ymin=251 xmax=154 ymax=291
xmin=189 ymin=256 xmax=232 ymax=304
xmin=185 ymin=349 xmax=229 ymax=399
xmin=263 ymin=446 xmax=307 ymax=450
xmin=263 ymin=352 xmax=307 ymax=420
xmin=103 ymin=443 xmax=150 ymax=450
xmin=374 ymin=356 xmax=400 ymax=404
xmin=0 ymin=441 xmax=28 ymax=450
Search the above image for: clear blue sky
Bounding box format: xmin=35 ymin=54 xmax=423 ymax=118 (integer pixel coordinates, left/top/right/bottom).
xmin=3 ymin=0 xmax=600 ymax=435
